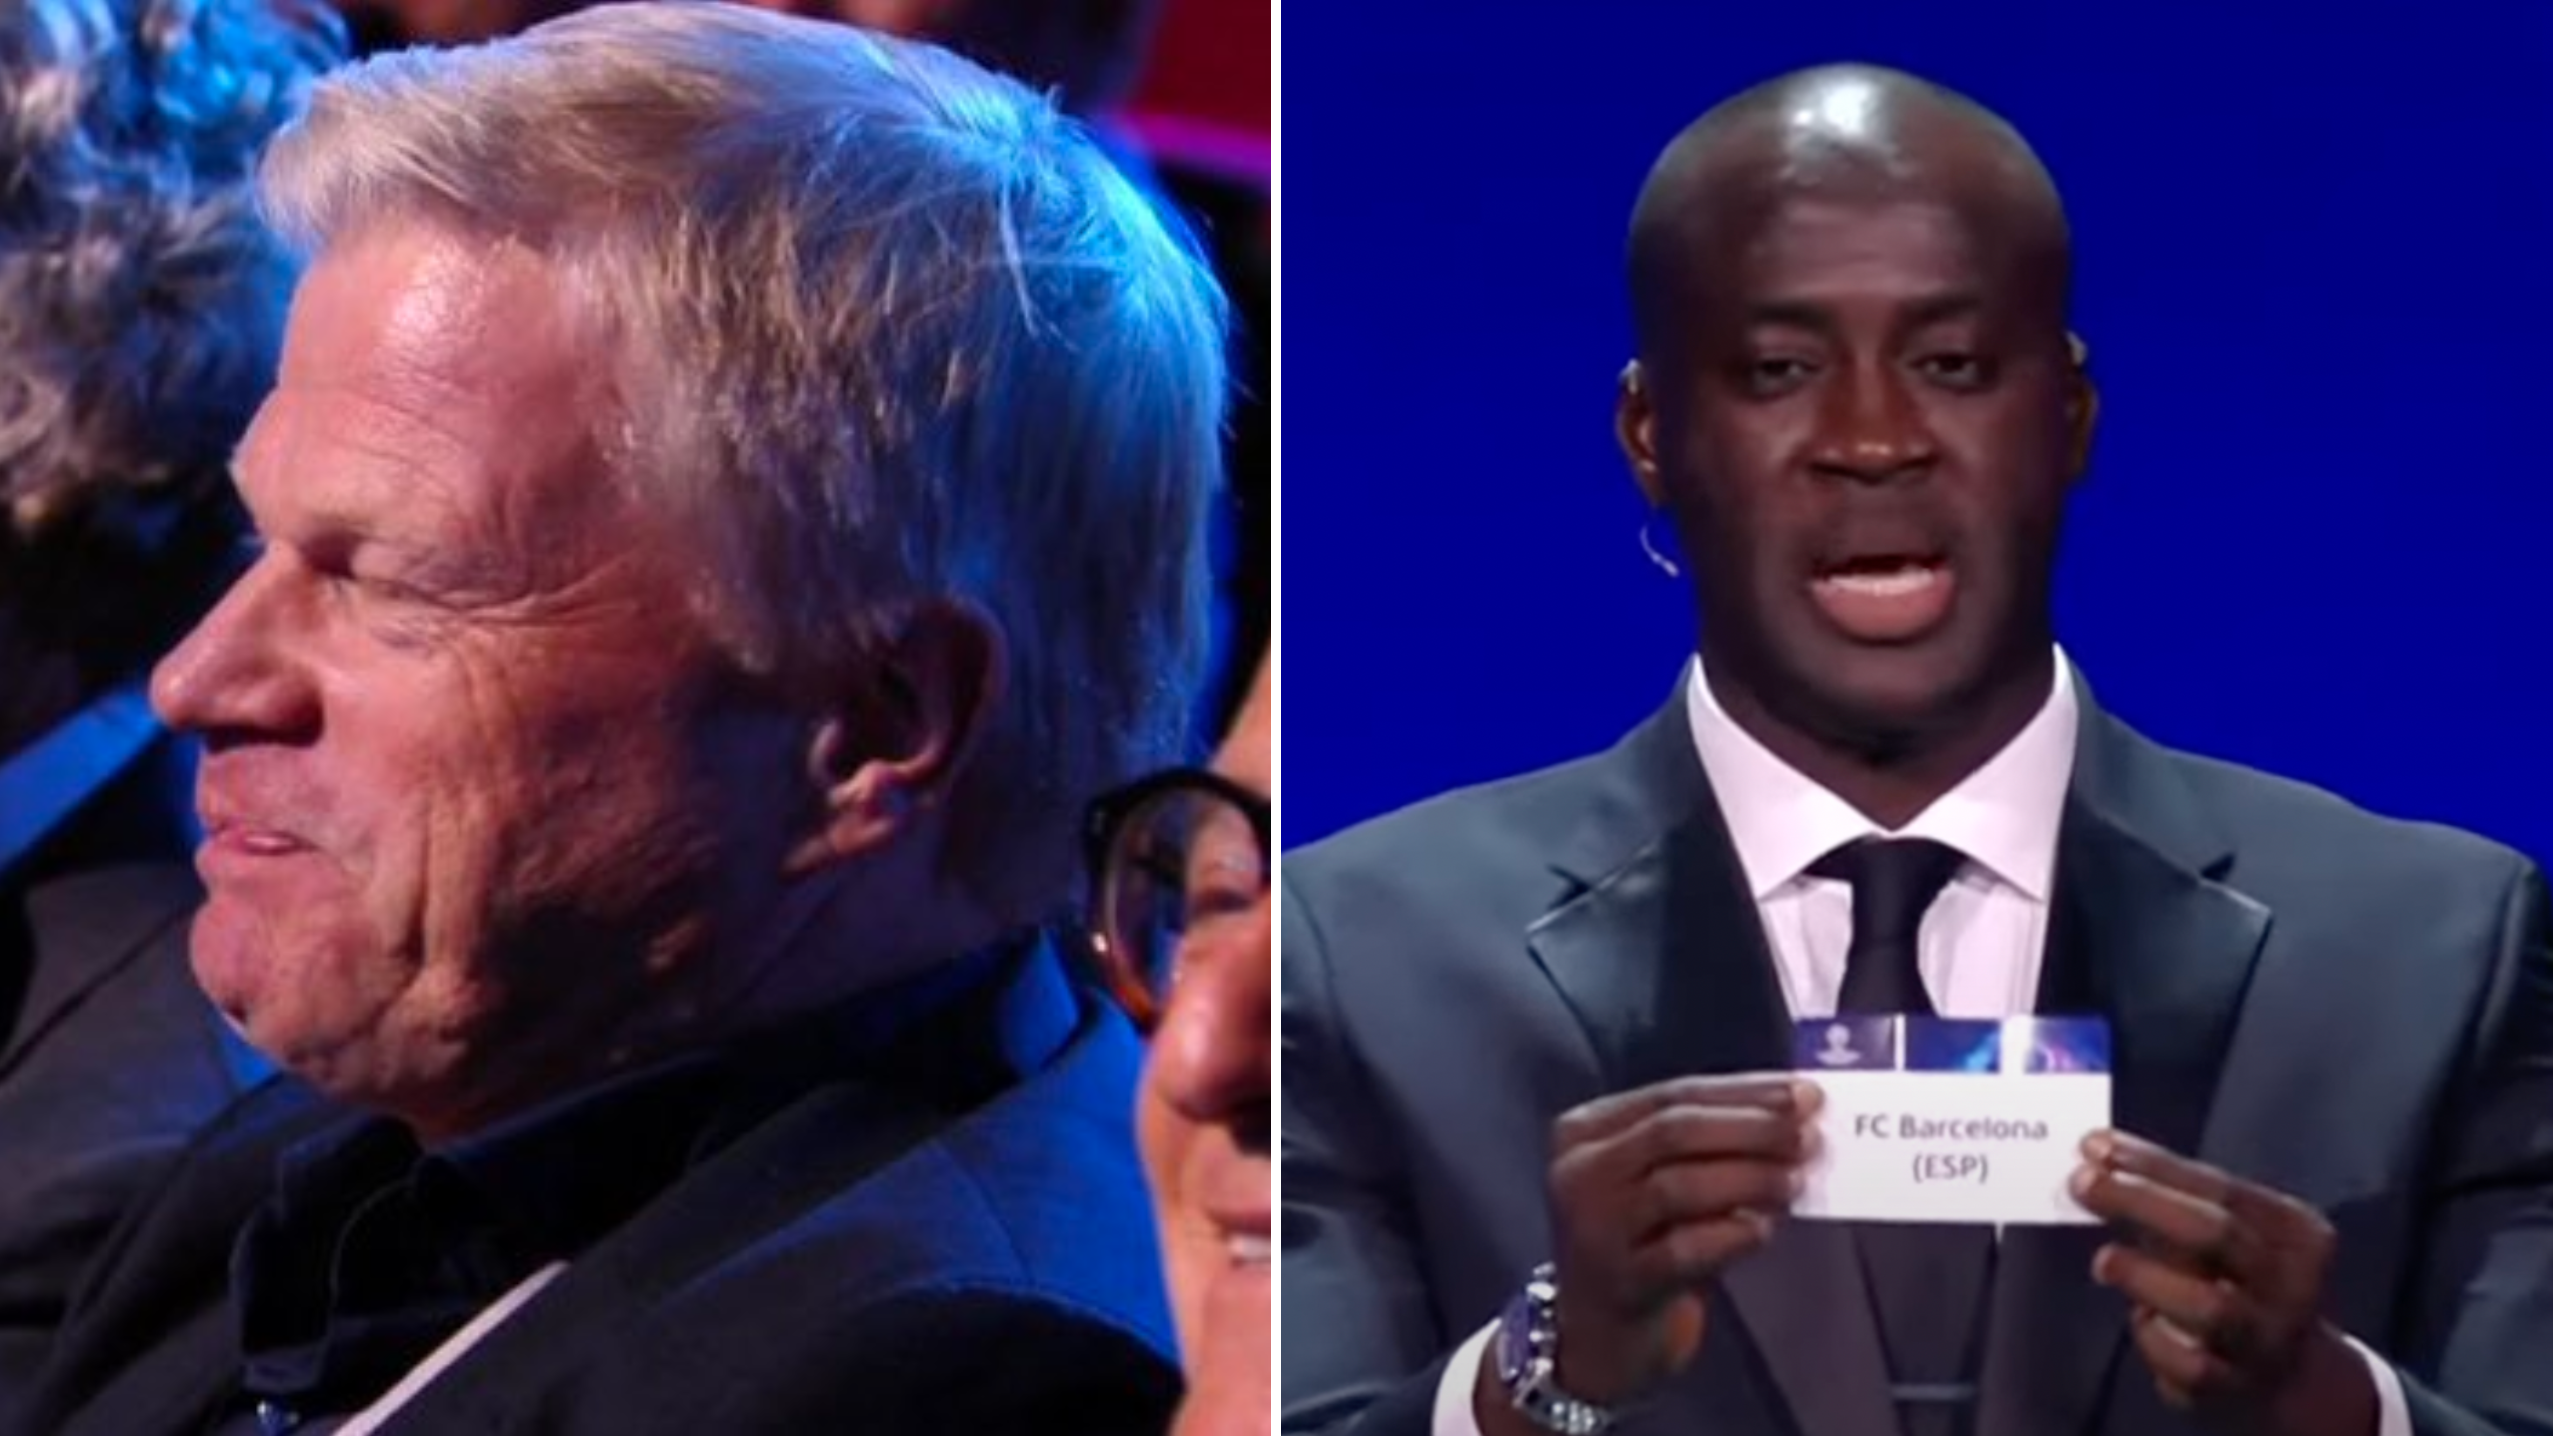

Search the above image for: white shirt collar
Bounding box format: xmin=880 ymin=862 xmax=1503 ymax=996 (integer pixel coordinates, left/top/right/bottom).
xmin=1682 ymin=649 xmax=2080 ymax=903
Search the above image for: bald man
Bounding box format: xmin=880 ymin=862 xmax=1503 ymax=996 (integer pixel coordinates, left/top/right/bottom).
xmin=1281 ymin=65 xmax=2553 ymax=1436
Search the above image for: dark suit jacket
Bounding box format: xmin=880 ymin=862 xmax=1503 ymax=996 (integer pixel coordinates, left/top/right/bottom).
xmin=14 ymin=943 xmax=1182 ymax=1436
xmin=1282 ymin=677 xmax=2553 ymax=1436
xmin=0 ymin=731 xmax=265 ymax=1434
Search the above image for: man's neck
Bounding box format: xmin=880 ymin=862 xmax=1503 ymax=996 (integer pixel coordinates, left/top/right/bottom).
xmin=401 ymin=931 xmax=1023 ymax=1150
xmin=1705 ymin=649 xmax=2059 ymax=831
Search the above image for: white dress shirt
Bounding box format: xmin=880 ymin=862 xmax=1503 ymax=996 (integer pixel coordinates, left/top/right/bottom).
xmin=1430 ymin=650 xmax=2407 ymax=1436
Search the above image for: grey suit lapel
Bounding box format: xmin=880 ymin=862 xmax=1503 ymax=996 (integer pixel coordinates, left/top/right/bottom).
xmin=1976 ymin=701 xmax=2272 ymax=1436
xmin=1525 ymin=685 xmax=1899 ymax=1436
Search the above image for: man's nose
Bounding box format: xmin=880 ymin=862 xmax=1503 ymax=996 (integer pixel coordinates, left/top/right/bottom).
xmin=1810 ymin=362 xmax=1939 ymax=485
xmin=1147 ymin=903 xmax=1272 ymax=1139
xmin=150 ymin=552 xmax=322 ymax=743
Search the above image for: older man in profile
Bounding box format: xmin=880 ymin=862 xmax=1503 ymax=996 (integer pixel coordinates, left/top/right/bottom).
xmin=12 ymin=5 xmax=1228 ymax=1434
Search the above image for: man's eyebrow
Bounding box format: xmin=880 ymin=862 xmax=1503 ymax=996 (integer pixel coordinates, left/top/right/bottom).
xmin=1901 ymin=292 xmax=1986 ymax=327
xmin=1740 ymin=300 xmax=1837 ymax=333
xmin=1736 ymin=292 xmax=1991 ymax=333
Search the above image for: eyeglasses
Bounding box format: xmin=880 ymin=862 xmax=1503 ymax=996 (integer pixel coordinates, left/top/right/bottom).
xmin=1082 ymin=767 xmax=1271 ymax=1033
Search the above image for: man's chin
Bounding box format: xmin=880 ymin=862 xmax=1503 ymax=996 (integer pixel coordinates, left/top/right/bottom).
xmin=1169 ymin=1353 xmax=1270 ymax=1436
xmin=1763 ymin=642 xmax=1976 ymax=749
xmin=188 ymin=903 xmax=276 ymax=1028
xmin=1170 ymin=1266 xmax=1270 ymax=1436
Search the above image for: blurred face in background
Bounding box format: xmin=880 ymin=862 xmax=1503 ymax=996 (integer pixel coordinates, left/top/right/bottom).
xmin=1130 ymin=659 xmax=1271 ymax=1436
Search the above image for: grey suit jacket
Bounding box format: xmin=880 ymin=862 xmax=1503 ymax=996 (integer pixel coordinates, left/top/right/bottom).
xmin=0 ymin=735 xmax=265 ymax=1433
xmin=1281 ymin=677 xmax=2553 ymax=1436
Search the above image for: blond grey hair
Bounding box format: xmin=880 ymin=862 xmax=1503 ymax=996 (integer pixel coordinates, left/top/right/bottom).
xmin=257 ymin=0 xmax=1228 ymax=924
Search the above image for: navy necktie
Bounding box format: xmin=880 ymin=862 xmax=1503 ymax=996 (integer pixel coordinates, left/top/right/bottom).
xmin=1811 ymin=838 xmax=1993 ymax=1436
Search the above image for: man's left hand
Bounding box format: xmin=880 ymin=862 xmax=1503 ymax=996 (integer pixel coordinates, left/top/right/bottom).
xmin=2070 ymin=1130 xmax=2378 ymax=1436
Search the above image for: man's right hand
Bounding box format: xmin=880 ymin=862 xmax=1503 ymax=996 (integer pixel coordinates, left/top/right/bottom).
xmin=1474 ymin=1075 xmax=1821 ymax=1431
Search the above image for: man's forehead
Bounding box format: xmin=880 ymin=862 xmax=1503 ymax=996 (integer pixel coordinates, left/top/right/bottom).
xmin=1742 ymin=191 xmax=1981 ymax=268
xmin=280 ymin=221 xmax=579 ymax=398
xmin=249 ymin=221 xmax=616 ymax=528
xmin=1650 ymin=182 xmax=2057 ymax=336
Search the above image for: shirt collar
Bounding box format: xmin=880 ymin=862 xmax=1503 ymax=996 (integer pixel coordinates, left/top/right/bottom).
xmin=1682 ymin=648 xmax=2080 ymax=902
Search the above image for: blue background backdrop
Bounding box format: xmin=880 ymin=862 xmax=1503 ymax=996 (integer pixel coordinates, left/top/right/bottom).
xmin=1287 ymin=2 xmax=2553 ymax=863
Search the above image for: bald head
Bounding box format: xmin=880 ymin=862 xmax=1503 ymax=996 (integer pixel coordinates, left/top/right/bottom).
xmin=1627 ymin=64 xmax=2071 ymax=360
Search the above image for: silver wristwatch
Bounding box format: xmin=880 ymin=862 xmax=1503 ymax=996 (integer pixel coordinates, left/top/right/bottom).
xmin=1493 ymin=1263 xmax=1616 ymax=1435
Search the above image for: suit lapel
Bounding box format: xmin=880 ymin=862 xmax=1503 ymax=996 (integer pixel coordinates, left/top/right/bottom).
xmin=1526 ymin=690 xmax=1899 ymax=1436
xmin=1976 ymin=707 xmax=2272 ymax=1436
xmin=371 ymin=952 xmax=1086 ymax=1433
xmin=375 ymin=1078 xmax=957 ymax=1433
xmin=30 ymin=1077 xmax=339 ymax=1436
xmin=1524 ymin=780 xmax=1789 ymax=1091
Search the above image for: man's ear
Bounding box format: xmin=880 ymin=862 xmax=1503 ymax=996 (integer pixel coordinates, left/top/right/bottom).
xmin=782 ymin=601 xmax=1007 ymax=877
xmin=2065 ymin=330 xmax=2100 ymax=481
xmin=1616 ymin=360 xmax=1667 ymax=508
